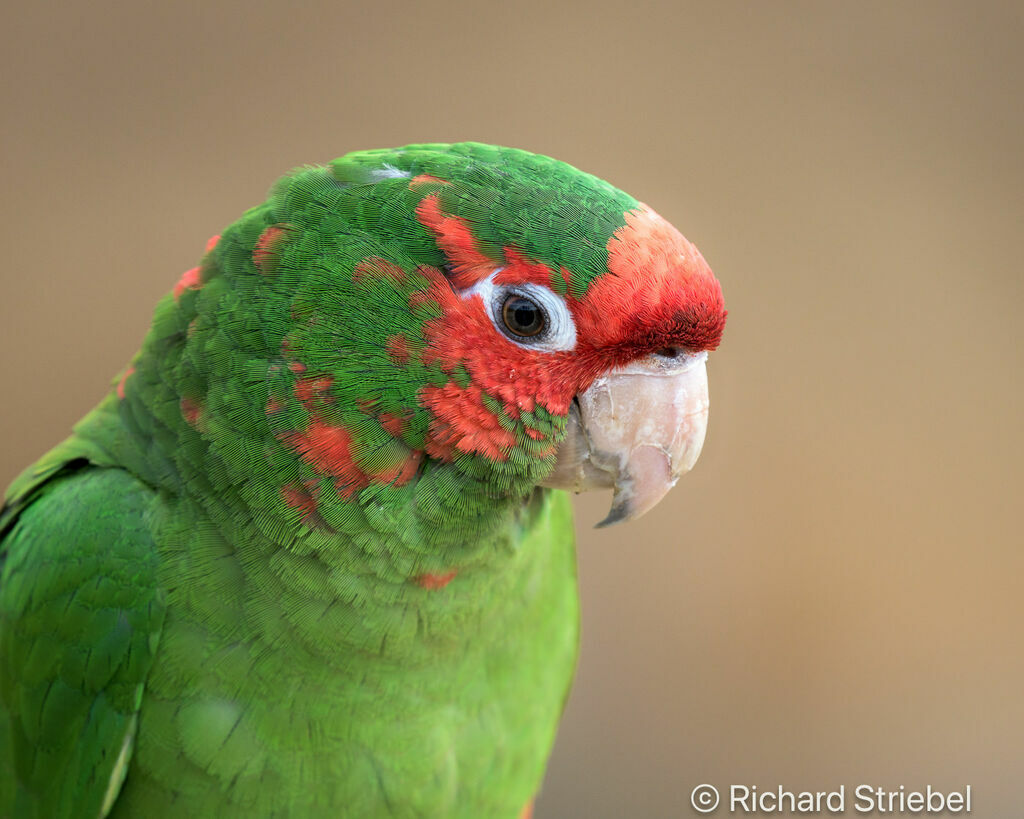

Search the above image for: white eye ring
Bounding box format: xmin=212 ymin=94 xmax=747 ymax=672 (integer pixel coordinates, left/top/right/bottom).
xmin=462 ymin=270 xmax=577 ymax=353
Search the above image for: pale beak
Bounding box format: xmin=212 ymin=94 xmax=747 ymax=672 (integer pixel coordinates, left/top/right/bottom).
xmin=540 ymin=350 xmax=710 ymax=526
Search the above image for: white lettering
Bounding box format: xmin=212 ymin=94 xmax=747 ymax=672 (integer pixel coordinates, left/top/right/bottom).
xmin=731 ymin=785 xmax=752 ymax=811
xmin=827 ymin=786 xmax=846 ymax=812
xmin=854 ymin=784 xmax=877 ymax=813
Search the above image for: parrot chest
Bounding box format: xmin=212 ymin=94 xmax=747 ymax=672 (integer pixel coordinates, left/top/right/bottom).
xmin=112 ymin=494 xmax=579 ymax=818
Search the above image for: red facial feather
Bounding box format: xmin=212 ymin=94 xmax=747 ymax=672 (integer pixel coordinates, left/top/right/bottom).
xmin=353 ymin=255 xmax=407 ymax=284
xmin=420 ymin=381 xmax=516 ymax=462
xmin=385 ymin=334 xmax=412 ymax=365
xmin=415 ymin=194 xmax=497 ymax=289
xmin=575 ymin=205 xmax=726 ymax=355
xmin=173 ymin=267 xmax=201 ymax=301
xmin=282 ymin=420 xmax=370 ymax=496
xmin=280 ymin=370 xmax=423 ymax=494
xmin=378 ymin=411 xmax=411 ymax=438
xmin=294 ymin=376 xmax=335 ymax=408
xmin=409 ymin=174 xmax=449 ymax=188
xmin=371 ymin=448 xmax=424 ymax=486
xmin=493 ymin=247 xmax=558 ymax=289
xmin=416 ymin=264 xmax=577 ymax=418
xmin=281 ymin=481 xmax=328 ymax=528
xmin=410 ymin=198 xmax=725 ymax=463
xmin=253 ymin=224 xmax=291 ymax=274
xmin=421 ymin=417 xmax=460 ymax=462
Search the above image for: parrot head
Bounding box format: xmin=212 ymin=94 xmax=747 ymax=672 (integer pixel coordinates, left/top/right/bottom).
xmin=156 ymin=143 xmax=724 ymax=552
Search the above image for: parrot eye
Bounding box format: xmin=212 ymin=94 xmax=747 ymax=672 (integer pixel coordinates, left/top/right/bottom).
xmin=461 ymin=270 xmax=577 ymax=353
xmin=501 ymin=295 xmax=546 ymax=338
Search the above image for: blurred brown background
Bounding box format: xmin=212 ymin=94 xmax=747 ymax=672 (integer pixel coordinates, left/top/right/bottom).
xmin=2 ymin=1 xmax=1021 ymax=816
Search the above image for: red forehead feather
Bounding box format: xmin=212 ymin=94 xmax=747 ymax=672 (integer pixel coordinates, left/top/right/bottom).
xmin=493 ymin=248 xmax=557 ymax=288
xmin=575 ymin=205 xmax=726 ymax=354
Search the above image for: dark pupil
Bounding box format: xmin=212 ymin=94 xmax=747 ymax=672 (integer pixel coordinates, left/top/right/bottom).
xmin=502 ymin=296 xmax=545 ymax=337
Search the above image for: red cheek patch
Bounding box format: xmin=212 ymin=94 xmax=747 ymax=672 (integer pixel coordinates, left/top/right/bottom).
xmin=416 ymin=265 xmax=576 ymax=417
xmin=280 ymin=384 xmax=424 ymax=499
xmin=281 ymin=418 xmax=423 ymax=496
xmin=372 ymin=448 xmax=423 ymax=486
xmin=420 ymin=419 xmax=458 ymax=463
xmin=420 ymin=381 xmax=515 ymax=462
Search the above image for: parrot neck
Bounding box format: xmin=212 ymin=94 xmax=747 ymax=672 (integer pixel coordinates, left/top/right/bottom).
xmin=74 ymin=369 xmax=558 ymax=660
xmin=189 ymin=487 xmax=566 ymax=665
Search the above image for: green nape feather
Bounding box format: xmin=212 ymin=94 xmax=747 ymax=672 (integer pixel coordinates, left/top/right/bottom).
xmin=0 ymin=142 xmax=666 ymax=817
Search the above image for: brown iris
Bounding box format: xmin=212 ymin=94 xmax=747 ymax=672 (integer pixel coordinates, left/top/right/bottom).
xmin=501 ymin=295 xmax=545 ymax=338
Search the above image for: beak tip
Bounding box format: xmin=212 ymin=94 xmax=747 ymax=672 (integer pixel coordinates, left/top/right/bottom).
xmin=594 ymin=503 xmax=631 ymax=528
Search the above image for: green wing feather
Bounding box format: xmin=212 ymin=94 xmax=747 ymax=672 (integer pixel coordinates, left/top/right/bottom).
xmin=0 ymin=468 xmax=166 ymax=818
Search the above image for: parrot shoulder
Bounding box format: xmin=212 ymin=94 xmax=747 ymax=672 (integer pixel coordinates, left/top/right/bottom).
xmin=1 ymin=397 xmax=125 ymax=540
xmin=0 ymin=466 xmax=166 ymax=818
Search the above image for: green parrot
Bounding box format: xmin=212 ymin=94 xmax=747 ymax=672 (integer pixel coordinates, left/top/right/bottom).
xmin=0 ymin=143 xmax=726 ymax=818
